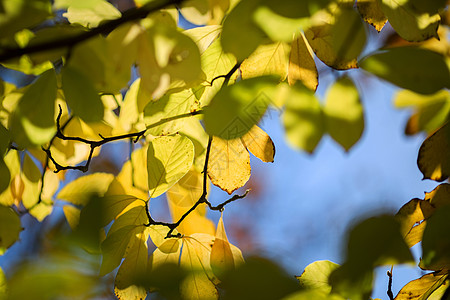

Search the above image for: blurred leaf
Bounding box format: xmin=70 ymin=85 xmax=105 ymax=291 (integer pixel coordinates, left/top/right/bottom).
xmin=0 ymin=266 xmax=6 ymax=296
xmin=203 ymin=76 xmax=278 ymax=140
xmin=421 ymin=205 xmax=450 ymax=270
xmin=221 ymin=0 xmax=267 ymax=61
xmin=241 ymin=125 xmax=275 ymax=163
xmin=62 ymin=66 xmax=105 ymax=123
xmin=296 ymin=260 xmax=340 ymax=293
xmin=356 ymin=0 xmax=387 ymax=32
xmin=395 ymin=270 xmax=448 ymax=300
xmin=147 ymin=134 xmax=194 ymax=198
xmin=409 ymin=0 xmax=447 ymax=14
xmin=21 ymin=154 xmax=42 ymax=211
xmin=283 ymin=82 xmax=324 ymax=153
xmin=323 ymin=77 xmax=364 ymax=151
xmin=241 ymin=42 xmax=289 ymax=80
xmin=305 ymin=5 xmax=366 ymax=70
xmin=0 ymin=151 xmax=21 ymax=206
xmin=417 ymin=122 xmax=450 ymax=181
xmin=288 ymin=33 xmax=318 ymax=91
xmin=360 ymin=47 xmax=450 ymax=95
xmin=9 ymin=69 xmax=56 ymax=147
xmin=179 ymin=0 xmax=210 ymax=25
xmin=208 ymin=136 xmax=250 ymax=194
xmin=379 ymin=0 xmax=440 ymax=42
xmin=0 ymin=205 xmax=21 ymax=255
xmin=0 ymin=158 xmax=10 ymax=194
xmin=396 ymin=198 xmax=434 ymax=247
xmin=63 ymin=0 xmax=121 ymax=28
xmin=63 ymin=205 xmax=80 ymax=230
xmin=184 ymin=25 xmax=222 ymax=54
xmin=57 ymin=173 xmax=114 ymax=206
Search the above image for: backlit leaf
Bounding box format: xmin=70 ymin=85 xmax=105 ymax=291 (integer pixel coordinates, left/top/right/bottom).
xmin=57 ymin=173 xmax=114 ymax=206
xmin=283 ymin=82 xmax=324 ymax=153
xmin=323 ymin=77 xmax=364 ymax=151
xmin=179 ymin=0 xmax=210 ymax=25
xmin=288 ymin=33 xmax=318 ymax=91
xmin=211 ymin=214 xmax=239 ymax=279
xmin=360 ymin=47 xmax=450 ymax=95
xmin=62 ymin=66 xmax=105 ymax=123
xmin=0 ymin=205 xmax=21 ymax=255
xmin=63 ymin=0 xmax=121 ymax=28
xmin=296 ymin=260 xmax=339 ymax=293
xmin=21 ymin=153 xmax=41 ymax=211
xmin=0 ymin=159 xmax=10 ymax=194
xmin=184 ymin=25 xmax=222 ymax=54
xmin=147 ymin=134 xmax=194 ymax=198
xmin=396 ymin=198 xmax=434 ymax=247
xmin=63 ymin=205 xmax=80 ymax=230
xmin=379 ymin=0 xmax=440 ymax=42
xmin=208 ymin=136 xmax=250 ymax=194
xmin=395 ymin=271 xmax=448 ymax=300
xmin=0 ymin=151 xmax=21 ymax=207
xmin=356 ymin=0 xmax=387 ymax=32
xmin=240 ymin=125 xmax=275 ymax=163
xmin=203 ymin=76 xmax=279 ymax=140
xmin=240 ymin=42 xmax=289 ymax=80
xmin=417 ymin=122 xmax=450 ymax=181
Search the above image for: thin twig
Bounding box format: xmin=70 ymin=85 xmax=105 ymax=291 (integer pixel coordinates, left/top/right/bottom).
xmin=387 ymin=267 xmax=394 ymax=300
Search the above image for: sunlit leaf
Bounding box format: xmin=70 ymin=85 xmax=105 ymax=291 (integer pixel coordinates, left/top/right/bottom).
xmin=204 ymin=76 xmax=279 ymax=140
xmin=147 ymin=134 xmax=195 ymax=198
xmin=179 ymin=0 xmax=210 ymax=25
xmin=0 ymin=267 xmax=6 ymax=296
xmin=417 ymin=122 xmax=450 ymax=181
xmin=356 ymin=0 xmax=387 ymax=32
xmin=395 ymin=270 xmax=448 ymax=300
xmin=9 ymin=69 xmax=56 ymax=147
xmin=63 ymin=205 xmax=80 ymax=230
xmin=282 ymin=289 xmax=345 ymax=300
xmin=21 ymin=153 xmax=41 ymax=210
xmin=63 ymin=0 xmax=121 ymax=28
xmin=0 ymin=159 xmax=10 ymax=194
xmin=283 ymin=82 xmax=324 ymax=153
xmin=296 ymin=260 xmax=339 ymax=293
xmin=396 ymin=198 xmax=434 ymax=247
xmin=0 ymin=205 xmax=21 ymax=255
xmin=379 ymin=0 xmax=440 ymax=42
xmin=288 ymin=33 xmax=318 ymax=91
xmin=0 ymin=151 xmax=21 ymax=207
xmin=240 ymin=42 xmax=289 ymax=80
xmin=305 ymin=5 xmax=366 ymax=70
xmin=241 ymin=125 xmax=275 ymax=163
xmin=62 ymin=66 xmax=105 ymax=123
xmin=323 ymin=77 xmax=364 ymax=151
xmin=360 ymin=47 xmax=450 ymax=95
xmin=57 ymin=173 xmax=114 ymax=206
xmin=208 ymin=136 xmax=250 ymax=194
xmin=184 ymin=25 xmax=222 ymax=54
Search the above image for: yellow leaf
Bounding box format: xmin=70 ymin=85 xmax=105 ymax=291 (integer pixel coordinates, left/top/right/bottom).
xmin=395 ymin=271 xmax=448 ymax=300
xmin=356 ymin=0 xmax=387 ymax=32
xmin=241 ymin=42 xmax=290 ymax=80
xmin=240 ymin=125 xmax=275 ymax=163
xmin=0 ymin=205 xmax=21 ymax=255
xmin=21 ymin=154 xmax=41 ymax=210
xmin=115 ymin=147 xmax=150 ymax=200
xmin=184 ymin=25 xmax=222 ymax=54
xmin=63 ymin=205 xmax=80 ymax=230
xmin=288 ymin=33 xmax=318 ymax=91
xmin=0 ymin=151 xmax=21 ymax=206
xmin=418 ymin=122 xmax=450 ymax=181
xmin=179 ymin=0 xmax=210 ymax=25
xmin=208 ymin=136 xmax=250 ymax=194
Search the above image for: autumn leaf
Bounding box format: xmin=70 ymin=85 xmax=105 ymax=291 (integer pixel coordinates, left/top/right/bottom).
xmin=288 ymin=33 xmax=318 ymax=91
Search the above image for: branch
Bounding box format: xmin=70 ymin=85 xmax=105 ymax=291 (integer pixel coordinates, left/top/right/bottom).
xmin=387 ymin=268 xmax=394 ymax=300
xmin=210 ymin=61 xmax=242 ymax=87
xmin=0 ymin=0 xmax=184 ymax=62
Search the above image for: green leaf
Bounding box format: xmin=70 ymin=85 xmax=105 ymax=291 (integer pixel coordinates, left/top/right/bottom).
xmin=417 ymin=122 xmax=450 ymax=181
xmin=421 ymin=205 xmax=450 ymax=270
xmin=21 ymin=153 xmax=41 ymax=210
xmin=356 ymin=0 xmax=387 ymax=32
xmin=282 ymin=290 xmax=345 ymax=300
xmin=221 ymin=0 xmax=267 ymax=61
xmin=203 ymin=76 xmax=279 ymax=140
xmin=63 ymin=0 xmax=121 ymax=28
xmin=62 ymin=66 xmax=105 ymax=123
xmin=361 ymin=47 xmax=450 ymax=95
xmin=283 ymin=82 xmax=324 ymax=153
xmin=100 ymin=225 xmax=137 ymax=275
xmin=0 ymin=267 xmax=6 ymax=296
xmin=323 ymin=77 xmax=364 ymax=151
xmin=296 ymin=260 xmax=340 ymax=293
xmin=0 ymin=205 xmax=21 ymax=255
xmin=0 ymin=159 xmax=10 ymax=194
xmin=395 ymin=271 xmax=448 ymax=300
xmin=9 ymin=69 xmax=57 ymax=147
xmin=409 ymin=0 xmax=447 ymax=14
xmin=147 ymin=134 xmax=194 ymax=198
xmin=57 ymin=173 xmax=115 ymax=206
xmin=0 ymin=151 xmax=21 ymax=207
xmin=379 ymin=0 xmax=440 ymax=42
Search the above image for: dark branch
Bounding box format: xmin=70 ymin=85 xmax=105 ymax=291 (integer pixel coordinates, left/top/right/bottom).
xmin=0 ymin=0 xmax=184 ymax=62
xmin=208 ymin=190 xmax=250 ymax=211
xmin=387 ymin=268 xmax=394 ymax=300
xmin=209 ymin=61 xmax=242 ymax=87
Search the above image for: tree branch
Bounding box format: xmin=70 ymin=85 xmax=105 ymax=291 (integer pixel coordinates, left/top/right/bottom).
xmin=0 ymin=0 xmax=184 ymax=62
xmin=387 ymin=268 xmax=394 ymax=300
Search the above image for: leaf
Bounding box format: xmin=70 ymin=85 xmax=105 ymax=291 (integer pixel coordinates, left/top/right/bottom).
xmin=211 ymin=214 xmax=239 ymax=279
xmin=0 ymin=267 xmax=6 ymax=296
xmin=0 ymin=151 xmax=21 ymax=206
xmin=296 ymin=260 xmax=340 ymax=293
xmin=395 ymin=271 xmax=448 ymax=300
xmin=288 ymin=33 xmax=318 ymax=91
xmin=21 ymin=154 xmax=41 ymax=210
xmin=240 ymin=125 xmax=275 ymax=163
xmin=283 ymin=82 xmax=324 ymax=153
xmin=9 ymin=69 xmax=57 ymax=147
xmin=0 ymin=159 xmax=10 ymax=194
xmin=57 ymin=173 xmax=114 ymax=206
xmin=356 ymin=0 xmax=387 ymax=32
xmin=379 ymin=0 xmax=440 ymax=42
xmin=147 ymin=134 xmax=195 ymax=198
xmin=208 ymin=136 xmax=250 ymax=194
xmin=240 ymin=42 xmax=290 ymax=80
xmin=417 ymin=122 xmax=450 ymax=181
xmin=203 ymin=76 xmax=279 ymax=140
xmin=282 ymin=289 xmax=345 ymax=300
xmin=63 ymin=0 xmax=121 ymax=28
xmin=221 ymin=0 xmax=267 ymax=61
xmin=360 ymin=47 xmax=450 ymax=95
xmin=0 ymin=205 xmax=21 ymax=255
xmin=184 ymin=25 xmax=222 ymax=54
xmin=323 ymin=77 xmax=364 ymax=151
xmin=62 ymin=66 xmax=105 ymax=123
xmin=179 ymin=0 xmax=210 ymax=25
xmin=305 ymin=5 xmax=366 ymax=70
xmin=63 ymin=205 xmax=81 ymax=230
